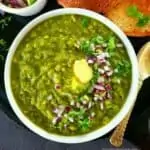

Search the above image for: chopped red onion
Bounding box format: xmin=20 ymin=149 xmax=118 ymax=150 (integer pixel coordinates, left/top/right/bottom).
xmin=105 ymin=84 xmax=112 ymax=91
xmin=88 ymin=101 xmax=92 ymax=109
xmin=17 ymin=0 xmax=26 ymax=7
xmin=98 ymin=68 xmax=105 ymax=74
xmin=104 ymin=66 xmax=110 ymax=71
xmin=87 ymin=56 xmax=97 ymax=62
xmin=97 ymin=76 xmax=105 ymax=83
xmin=82 ymin=100 xmax=87 ymax=105
xmin=95 ymin=45 xmax=102 ymax=49
xmin=99 ymin=96 xmax=103 ymax=101
xmin=76 ymin=102 xmax=80 ymax=108
xmin=97 ymin=58 xmax=106 ymax=64
xmin=57 ymin=105 xmax=65 ymax=117
xmin=70 ymin=100 xmax=75 ymax=106
xmin=8 ymin=0 xmax=26 ymax=8
xmin=106 ymin=70 xmax=113 ymax=76
xmin=65 ymin=106 xmax=71 ymax=112
xmin=100 ymin=102 xmax=104 ymax=110
xmin=64 ymin=124 xmax=67 ymax=128
xmin=91 ymin=112 xmax=95 ymax=117
xmin=53 ymin=108 xmax=59 ymax=114
xmin=97 ymin=53 xmax=105 ymax=59
xmin=117 ymin=43 xmax=123 ymax=48
xmin=64 ymin=114 xmax=68 ymax=118
xmin=87 ymin=59 xmax=94 ymax=64
xmin=107 ymin=92 xmax=112 ymax=99
xmin=94 ymin=96 xmax=98 ymax=101
xmin=103 ymin=52 xmax=110 ymax=58
xmin=94 ymin=84 xmax=105 ymax=91
xmin=68 ymin=117 xmax=74 ymax=123
xmin=47 ymin=95 xmax=53 ymax=101
xmin=55 ymin=84 xmax=61 ymax=90
xmin=52 ymin=117 xmax=61 ymax=125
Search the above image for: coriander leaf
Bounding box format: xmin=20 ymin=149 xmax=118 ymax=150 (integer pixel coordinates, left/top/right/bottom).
xmin=90 ymin=69 xmax=99 ymax=85
xmin=91 ymin=35 xmax=104 ymax=45
xmin=79 ymin=118 xmax=91 ymax=131
xmin=68 ymin=109 xmax=85 ymax=118
xmin=81 ymin=17 xmax=89 ymax=28
xmin=80 ymin=40 xmax=94 ymax=55
xmin=115 ymin=60 xmax=131 ymax=76
xmin=126 ymin=5 xmax=150 ymax=27
xmin=108 ymin=36 xmax=116 ymax=50
xmin=0 ymin=39 xmax=6 ymax=47
xmin=27 ymin=0 xmax=36 ymax=5
xmin=126 ymin=5 xmax=142 ymax=18
xmin=137 ymin=16 xmax=150 ymax=27
xmin=0 ymin=16 xmax=12 ymax=30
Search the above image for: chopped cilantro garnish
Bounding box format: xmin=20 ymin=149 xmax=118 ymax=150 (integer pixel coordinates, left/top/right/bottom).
xmin=0 ymin=39 xmax=8 ymax=61
xmin=108 ymin=36 xmax=116 ymax=50
xmin=27 ymin=0 xmax=37 ymax=5
xmin=90 ymin=69 xmax=99 ymax=85
xmin=136 ymin=16 xmax=150 ymax=27
xmin=81 ymin=17 xmax=89 ymax=28
xmin=0 ymin=39 xmax=7 ymax=47
xmin=68 ymin=109 xmax=85 ymax=118
xmin=0 ymin=16 xmax=12 ymax=30
xmin=80 ymin=40 xmax=94 ymax=55
xmin=79 ymin=117 xmax=91 ymax=131
xmin=126 ymin=5 xmax=150 ymax=27
xmin=91 ymin=35 xmax=104 ymax=45
xmin=115 ymin=60 xmax=131 ymax=76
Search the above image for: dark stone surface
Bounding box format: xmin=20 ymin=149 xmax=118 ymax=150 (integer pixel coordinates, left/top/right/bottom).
xmin=0 ymin=110 xmax=139 ymax=150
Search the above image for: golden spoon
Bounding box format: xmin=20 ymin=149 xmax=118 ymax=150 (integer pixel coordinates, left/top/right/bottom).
xmin=109 ymin=42 xmax=150 ymax=147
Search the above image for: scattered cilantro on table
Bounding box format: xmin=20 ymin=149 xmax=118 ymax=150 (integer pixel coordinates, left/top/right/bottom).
xmin=0 ymin=39 xmax=8 ymax=61
xmin=126 ymin=5 xmax=150 ymax=27
xmin=0 ymin=15 xmax=12 ymax=30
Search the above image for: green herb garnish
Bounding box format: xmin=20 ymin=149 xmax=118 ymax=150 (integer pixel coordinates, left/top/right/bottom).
xmin=79 ymin=117 xmax=91 ymax=131
xmin=0 ymin=39 xmax=8 ymax=61
xmin=108 ymin=36 xmax=116 ymax=50
xmin=0 ymin=16 xmax=12 ymax=30
xmin=80 ymin=40 xmax=94 ymax=55
xmin=81 ymin=17 xmax=89 ymax=28
xmin=126 ymin=5 xmax=150 ymax=27
xmin=91 ymin=35 xmax=104 ymax=45
xmin=116 ymin=60 xmax=131 ymax=76
xmin=27 ymin=0 xmax=37 ymax=5
xmin=90 ymin=69 xmax=99 ymax=85
xmin=0 ymin=39 xmax=7 ymax=48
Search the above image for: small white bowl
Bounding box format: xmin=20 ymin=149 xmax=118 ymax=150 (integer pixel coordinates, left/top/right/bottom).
xmin=0 ymin=0 xmax=47 ymax=16
xmin=4 ymin=8 xmax=139 ymax=143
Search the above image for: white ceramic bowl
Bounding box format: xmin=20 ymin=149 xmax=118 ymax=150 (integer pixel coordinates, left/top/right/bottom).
xmin=4 ymin=8 xmax=139 ymax=143
xmin=0 ymin=0 xmax=47 ymax=16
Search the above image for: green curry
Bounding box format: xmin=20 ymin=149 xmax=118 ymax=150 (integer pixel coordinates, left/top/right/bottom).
xmin=11 ymin=15 xmax=132 ymax=136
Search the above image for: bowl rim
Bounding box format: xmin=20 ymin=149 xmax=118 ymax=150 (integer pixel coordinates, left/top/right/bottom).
xmin=0 ymin=0 xmax=43 ymax=12
xmin=4 ymin=8 xmax=139 ymax=144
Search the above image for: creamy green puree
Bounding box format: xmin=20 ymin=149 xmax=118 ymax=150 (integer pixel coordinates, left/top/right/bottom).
xmin=11 ymin=15 xmax=132 ymax=136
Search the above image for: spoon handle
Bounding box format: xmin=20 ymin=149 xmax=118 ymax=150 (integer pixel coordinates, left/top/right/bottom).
xmin=109 ymin=110 xmax=132 ymax=147
xmin=109 ymin=78 xmax=143 ymax=147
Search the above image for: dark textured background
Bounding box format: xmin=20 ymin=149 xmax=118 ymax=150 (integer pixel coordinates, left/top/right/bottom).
xmin=0 ymin=110 xmax=139 ymax=150
xmin=0 ymin=0 xmax=150 ymax=149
